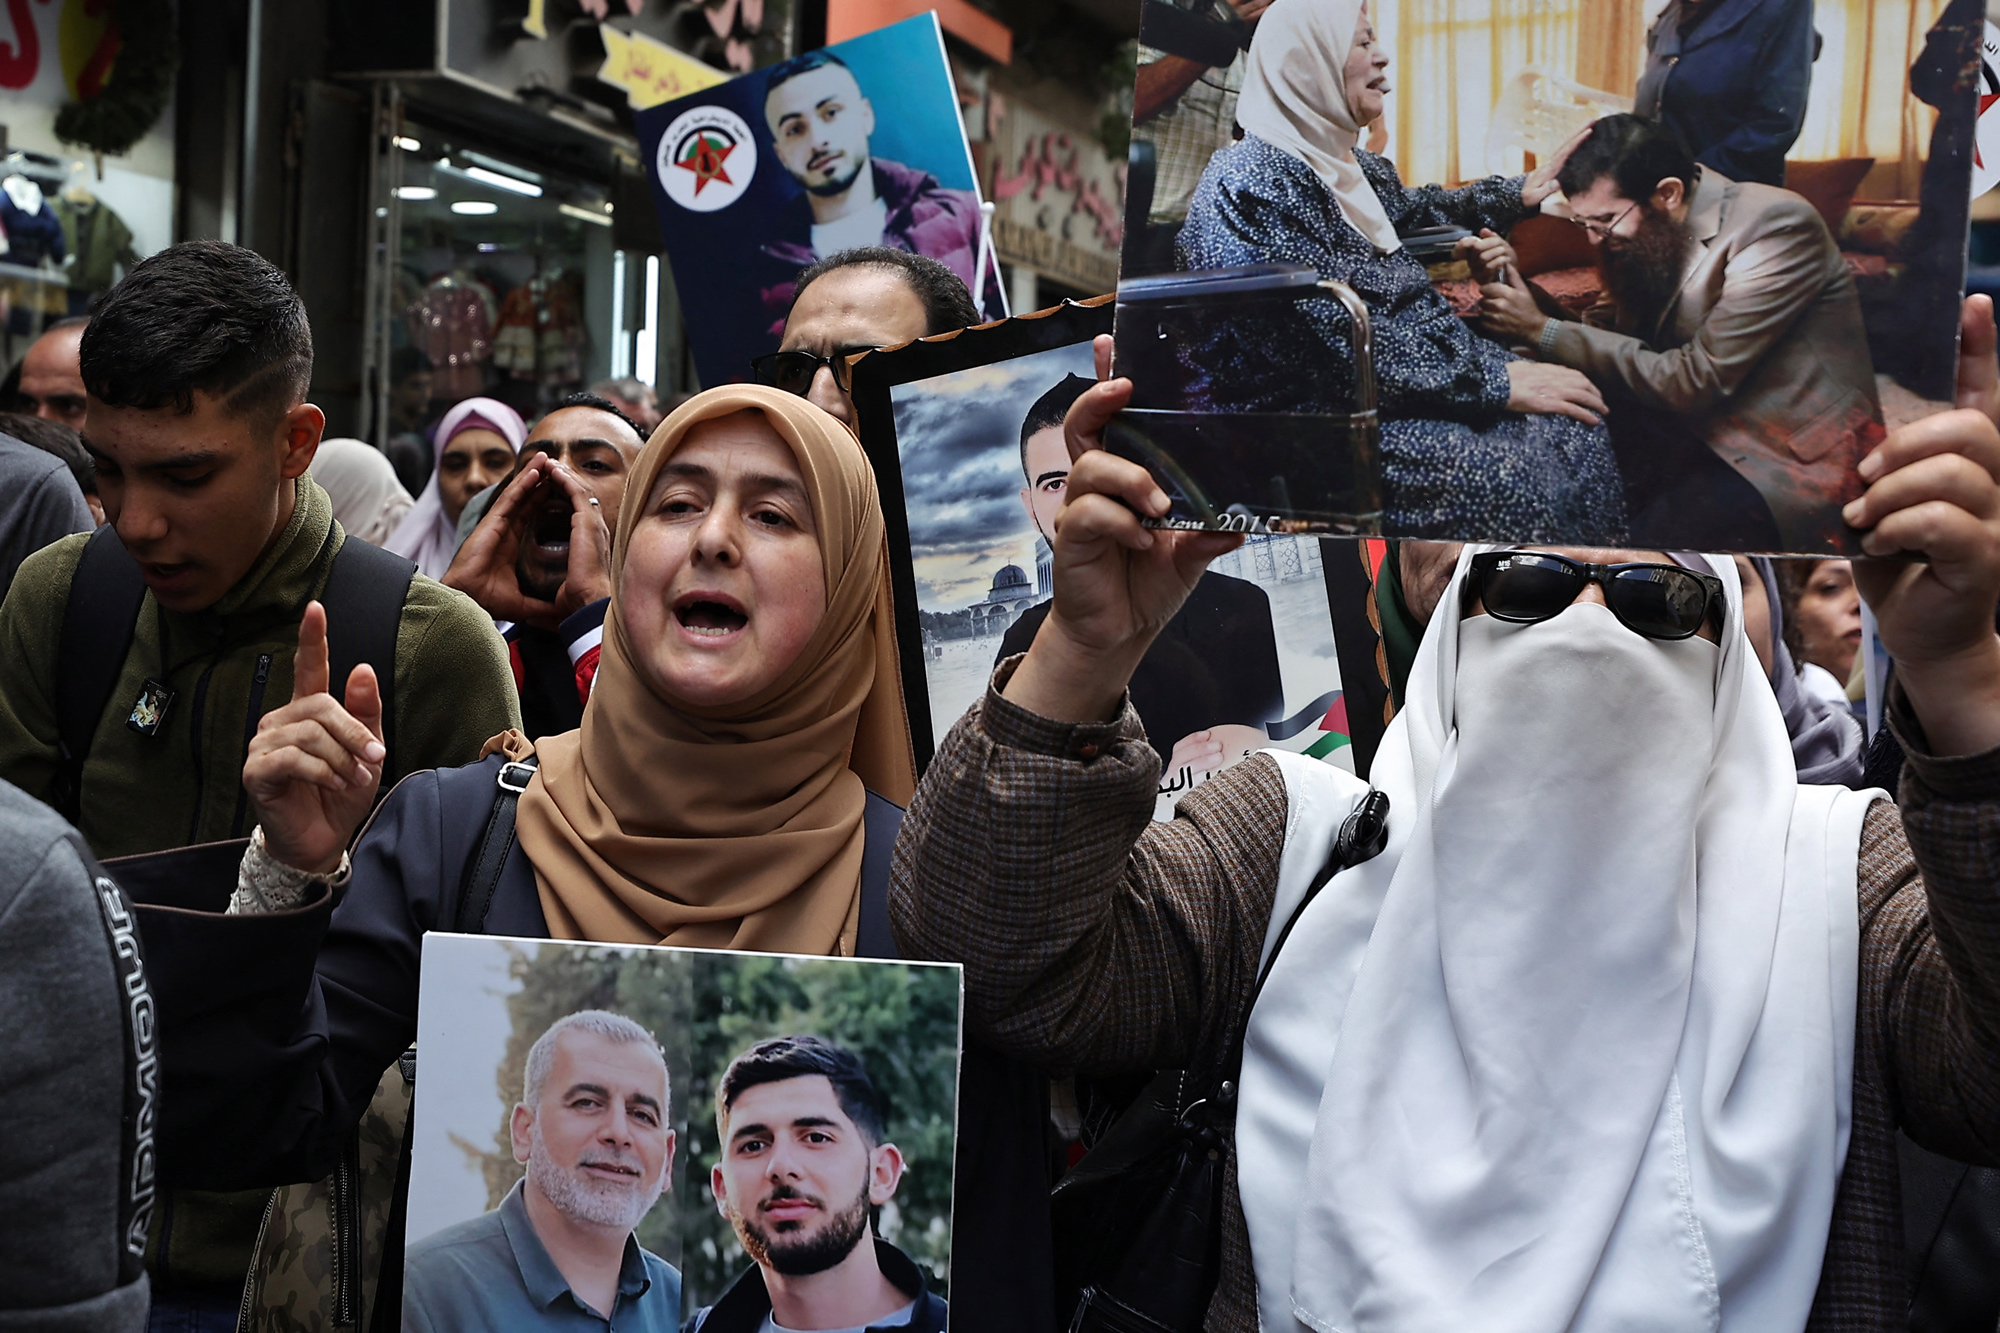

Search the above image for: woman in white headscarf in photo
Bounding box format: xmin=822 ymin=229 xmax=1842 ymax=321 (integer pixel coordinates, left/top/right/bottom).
xmin=384 ymin=396 xmax=526 ymax=578
xmin=1175 ymin=0 xmax=1627 ymax=543
xmin=890 ymin=298 xmax=2000 ymax=1330
xmin=310 ymin=438 xmax=415 ymax=548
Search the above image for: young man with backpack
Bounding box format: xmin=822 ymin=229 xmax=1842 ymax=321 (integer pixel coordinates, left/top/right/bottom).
xmin=0 ymin=239 xmax=520 ymax=1331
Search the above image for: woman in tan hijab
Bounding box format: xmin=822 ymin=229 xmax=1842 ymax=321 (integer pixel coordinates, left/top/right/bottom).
xmin=225 ymin=382 xmax=915 ymax=952
xmin=513 ymin=382 xmax=915 ymax=953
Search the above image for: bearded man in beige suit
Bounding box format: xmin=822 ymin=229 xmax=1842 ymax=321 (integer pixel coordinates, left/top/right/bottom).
xmin=1474 ymin=113 xmax=1881 ymax=554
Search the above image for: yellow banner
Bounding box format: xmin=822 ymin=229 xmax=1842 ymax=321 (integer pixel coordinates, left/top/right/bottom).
xmin=599 ymin=25 xmax=727 ymax=110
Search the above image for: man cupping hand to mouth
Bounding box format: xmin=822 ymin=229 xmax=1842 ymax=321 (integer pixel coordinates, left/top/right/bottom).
xmin=446 ymin=393 xmax=647 ymax=735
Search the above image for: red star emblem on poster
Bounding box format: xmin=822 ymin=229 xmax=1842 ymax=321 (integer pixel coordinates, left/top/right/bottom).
xmin=1981 ymin=92 xmax=2000 ymax=169
xmin=675 ymin=132 xmax=737 ymax=195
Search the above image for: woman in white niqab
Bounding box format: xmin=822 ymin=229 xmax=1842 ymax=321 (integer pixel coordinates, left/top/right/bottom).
xmin=1237 ymin=546 xmax=1880 ymax=1333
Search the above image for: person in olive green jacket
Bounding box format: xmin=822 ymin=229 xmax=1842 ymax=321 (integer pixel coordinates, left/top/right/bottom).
xmin=0 ymin=240 xmax=521 ymax=1331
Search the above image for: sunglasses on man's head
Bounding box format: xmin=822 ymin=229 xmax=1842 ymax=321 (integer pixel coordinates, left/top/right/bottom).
xmin=1462 ymin=551 xmax=1724 ymax=641
xmin=749 ymin=346 xmax=875 ymax=397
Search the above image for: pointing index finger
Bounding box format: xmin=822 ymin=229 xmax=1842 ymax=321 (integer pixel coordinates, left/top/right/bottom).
xmin=292 ymin=601 xmax=331 ymax=701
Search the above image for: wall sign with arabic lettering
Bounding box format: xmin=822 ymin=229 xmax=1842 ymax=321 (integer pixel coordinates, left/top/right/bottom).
xmin=981 ymin=84 xmax=1126 ymax=293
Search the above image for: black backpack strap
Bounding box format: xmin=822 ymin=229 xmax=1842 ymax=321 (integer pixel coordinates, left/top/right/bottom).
xmin=318 ymin=537 xmax=415 ymax=777
xmin=455 ymin=755 xmax=540 ymax=933
xmin=53 ymin=527 xmax=149 ymax=823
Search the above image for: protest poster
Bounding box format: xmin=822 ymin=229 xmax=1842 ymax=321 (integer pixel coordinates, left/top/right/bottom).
xmin=1111 ymin=0 xmax=1979 ymax=556
xmin=404 ymin=933 xmax=961 ymax=1326
xmin=849 ymin=298 xmax=1366 ymax=818
xmin=635 ymin=14 xmax=1003 ymax=388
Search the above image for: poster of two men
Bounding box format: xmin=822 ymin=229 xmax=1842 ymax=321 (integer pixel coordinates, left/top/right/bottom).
xmin=401 ymin=935 xmax=960 ymax=1332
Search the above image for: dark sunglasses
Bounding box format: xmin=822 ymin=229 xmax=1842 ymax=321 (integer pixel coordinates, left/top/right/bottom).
xmin=1462 ymin=551 xmax=1724 ymax=641
xmin=749 ymin=346 xmax=874 ymax=396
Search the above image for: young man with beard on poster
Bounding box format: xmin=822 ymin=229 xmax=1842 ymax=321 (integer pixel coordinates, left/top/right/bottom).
xmin=693 ymin=1036 xmax=946 ymax=1333
xmin=1470 ymin=113 xmax=1882 ymax=553
xmin=997 ymin=373 xmax=1285 ymax=784
xmin=752 ymin=50 xmax=996 ymax=333
xmin=402 ymin=1010 xmax=681 ymax=1331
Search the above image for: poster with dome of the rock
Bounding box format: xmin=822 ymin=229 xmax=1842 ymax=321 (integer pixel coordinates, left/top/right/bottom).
xmin=854 ymin=302 xmax=1356 ymax=820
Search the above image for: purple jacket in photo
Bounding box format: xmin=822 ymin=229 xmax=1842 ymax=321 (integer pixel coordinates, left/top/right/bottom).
xmin=755 ymin=157 xmax=995 ymax=333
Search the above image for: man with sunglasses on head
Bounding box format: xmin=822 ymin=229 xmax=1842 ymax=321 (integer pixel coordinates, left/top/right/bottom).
xmin=1468 ymin=113 xmax=1879 ymax=555
xmin=892 ymin=296 xmax=2000 ymax=1333
xmin=752 ymin=247 xmax=979 ymax=433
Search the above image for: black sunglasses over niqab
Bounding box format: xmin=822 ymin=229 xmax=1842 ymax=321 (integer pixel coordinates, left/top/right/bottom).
xmin=750 ymin=346 xmax=875 ymax=396
xmin=1463 ymin=551 xmax=1725 ymax=641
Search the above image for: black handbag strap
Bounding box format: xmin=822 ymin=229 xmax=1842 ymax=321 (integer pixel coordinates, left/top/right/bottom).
xmin=1213 ymin=789 xmax=1390 ymax=1106
xmin=455 ymin=755 xmax=540 ymax=933
xmin=53 ymin=526 xmax=148 ymax=823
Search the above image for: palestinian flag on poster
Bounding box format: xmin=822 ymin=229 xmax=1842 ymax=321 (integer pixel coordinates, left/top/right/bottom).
xmin=1268 ymin=690 xmax=1352 ymax=761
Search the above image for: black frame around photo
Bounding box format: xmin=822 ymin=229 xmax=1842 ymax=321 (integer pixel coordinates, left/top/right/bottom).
xmin=850 ymin=295 xmax=1388 ymax=776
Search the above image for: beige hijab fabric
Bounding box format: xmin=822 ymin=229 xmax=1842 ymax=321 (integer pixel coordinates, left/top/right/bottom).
xmin=1235 ymin=0 xmax=1403 ymax=254
xmin=513 ymin=385 xmax=916 ymax=955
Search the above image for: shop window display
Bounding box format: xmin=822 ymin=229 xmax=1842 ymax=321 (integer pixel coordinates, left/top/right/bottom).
xmin=390 ymin=130 xmax=619 ymax=445
xmin=0 ymin=149 xmax=139 ymax=357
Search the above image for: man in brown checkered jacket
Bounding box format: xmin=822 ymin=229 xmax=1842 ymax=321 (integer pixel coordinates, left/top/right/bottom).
xmin=891 ymin=306 xmax=2000 ymax=1333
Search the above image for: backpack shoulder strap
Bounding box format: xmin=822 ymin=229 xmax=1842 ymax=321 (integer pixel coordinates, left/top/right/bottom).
xmin=318 ymin=537 xmax=415 ymax=775
xmin=455 ymin=754 xmax=540 ymax=933
xmin=53 ymin=527 xmax=148 ymax=823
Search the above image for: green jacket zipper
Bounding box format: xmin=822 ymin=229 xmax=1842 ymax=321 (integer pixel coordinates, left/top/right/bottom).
xmin=235 ymin=1189 xmax=279 ymax=1333
xmin=182 ymin=660 xmax=218 ymax=845
xmin=331 ymin=1135 xmax=362 ymax=1327
xmin=230 ymin=654 xmax=275 ymax=838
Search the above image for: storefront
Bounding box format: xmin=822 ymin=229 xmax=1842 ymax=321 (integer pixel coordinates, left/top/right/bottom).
xmin=954 ymin=54 xmax=1127 ymax=311
xmin=321 ymin=0 xmax=757 ymax=451
xmin=359 ymin=97 xmax=660 ymax=461
xmin=0 ymin=0 xmax=175 ymax=371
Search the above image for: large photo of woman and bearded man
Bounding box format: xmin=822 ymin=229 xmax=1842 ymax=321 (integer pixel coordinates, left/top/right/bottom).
xmin=1116 ymin=0 xmax=1980 ymax=555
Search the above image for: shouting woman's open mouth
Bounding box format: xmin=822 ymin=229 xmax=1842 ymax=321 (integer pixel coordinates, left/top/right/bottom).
xmin=674 ymin=591 xmax=749 ymax=637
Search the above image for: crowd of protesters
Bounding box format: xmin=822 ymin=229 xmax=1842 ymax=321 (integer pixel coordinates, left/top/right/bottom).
xmin=3 ymin=189 xmax=2000 ymax=1333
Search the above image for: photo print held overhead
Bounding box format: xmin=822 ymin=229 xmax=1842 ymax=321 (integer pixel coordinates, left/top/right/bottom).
xmin=845 ymin=296 xmax=1382 ymax=816
xmin=1109 ymin=0 xmax=1980 ymax=555
xmin=635 ymin=14 xmax=1006 ymax=389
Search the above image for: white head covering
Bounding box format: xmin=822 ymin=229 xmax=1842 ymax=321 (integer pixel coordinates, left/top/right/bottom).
xmin=383 ymin=396 xmax=526 ymax=579
xmin=1235 ymin=0 xmax=1402 ymax=254
xmin=309 ymin=439 xmax=414 ymax=547
xmin=1238 ymin=547 xmax=1882 ymax=1333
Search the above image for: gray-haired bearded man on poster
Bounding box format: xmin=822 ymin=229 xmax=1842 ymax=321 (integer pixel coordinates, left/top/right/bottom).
xmin=1471 ymin=113 xmax=1882 ymax=555
xmin=403 ymin=1010 xmax=681 ymax=1332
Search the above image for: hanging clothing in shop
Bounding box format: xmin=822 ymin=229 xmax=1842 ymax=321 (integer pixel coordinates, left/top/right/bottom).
xmin=52 ymin=197 xmax=138 ymax=297
xmin=0 ymin=176 xmax=68 ymax=332
xmin=491 ymin=285 xmax=539 ymax=379
xmin=405 ymin=274 xmax=495 ymax=400
xmin=537 ymin=276 xmax=586 ymax=388
xmin=0 ymin=177 xmax=66 ymax=268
